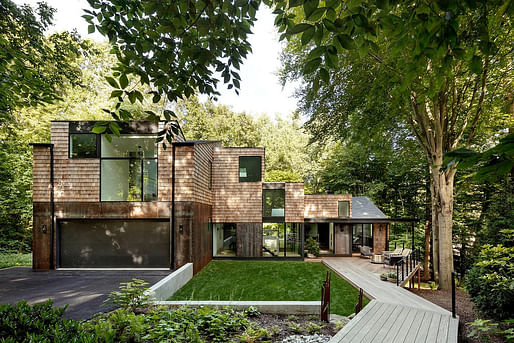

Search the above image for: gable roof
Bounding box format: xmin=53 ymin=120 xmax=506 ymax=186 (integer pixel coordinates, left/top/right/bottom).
xmin=351 ymin=196 xmax=387 ymax=219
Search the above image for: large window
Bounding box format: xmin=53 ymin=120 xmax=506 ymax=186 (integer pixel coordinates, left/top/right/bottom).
xmin=69 ymin=134 xmax=98 ymax=158
xmin=352 ymin=224 xmax=373 ymax=252
xmin=239 ymin=156 xmax=261 ymax=182
xmin=262 ymin=223 xmax=303 ymax=257
xmin=263 ymin=189 xmax=285 ymax=218
xmin=100 ymin=135 xmax=157 ymax=201
xmin=338 ymin=201 xmax=350 ymax=217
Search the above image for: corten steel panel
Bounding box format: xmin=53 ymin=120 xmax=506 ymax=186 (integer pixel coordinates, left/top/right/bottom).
xmin=33 ymin=203 xmax=51 ymax=270
xmin=174 ymin=201 xmax=194 ymax=270
xmin=304 ymin=194 xmax=352 ymax=218
xmin=59 ymin=219 xmax=170 ymax=268
xmin=236 ymin=223 xmax=263 ymax=257
xmin=192 ymin=202 xmax=213 ymax=274
xmin=53 ymin=202 xmax=170 ymax=219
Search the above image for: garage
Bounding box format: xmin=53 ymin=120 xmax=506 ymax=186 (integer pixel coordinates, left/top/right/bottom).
xmin=58 ymin=219 xmax=171 ymax=268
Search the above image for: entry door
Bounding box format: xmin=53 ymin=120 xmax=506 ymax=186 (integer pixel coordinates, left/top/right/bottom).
xmin=334 ymin=224 xmax=351 ymax=255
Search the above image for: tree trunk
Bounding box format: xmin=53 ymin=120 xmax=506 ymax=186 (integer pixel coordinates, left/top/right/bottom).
xmin=429 ymin=164 xmax=440 ymax=284
xmin=423 ymin=179 xmax=431 ymax=281
xmin=430 ymin=154 xmax=456 ymax=290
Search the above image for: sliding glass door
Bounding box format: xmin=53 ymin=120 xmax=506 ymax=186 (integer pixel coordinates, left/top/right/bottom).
xmin=352 ymin=224 xmax=373 ymax=252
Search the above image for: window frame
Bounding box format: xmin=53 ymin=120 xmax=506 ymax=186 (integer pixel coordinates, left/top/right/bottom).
xmin=238 ymin=156 xmax=262 ymax=182
xmin=68 ymin=133 xmax=100 ymax=159
xmin=338 ymin=200 xmax=350 ymax=218
xmin=262 ymin=188 xmax=285 ymax=222
xmin=99 ymin=134 xmax=158 ymax=202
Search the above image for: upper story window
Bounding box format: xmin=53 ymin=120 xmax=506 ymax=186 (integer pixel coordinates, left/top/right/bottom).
xmin=263 ymin=189 xmax=285 ymax=219
xmin=100 ymin=135 xmax=157 ymax=202
xmin=338 ymin=201 xmax=350 ymax=217
xmin=239 ymin=156 xmax=261 ymax=182
xmin=69 ymin=134 xmax=98 ymax=158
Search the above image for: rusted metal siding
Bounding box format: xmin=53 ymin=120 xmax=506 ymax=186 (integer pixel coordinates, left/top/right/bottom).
xmin=304 ymin=194 xmax=352 ymax=218
xmin=236 ymin=222 xmax=263 ymax=257
xmin=285 ymin=183 xmax=304 ymax=222
xmin=212 ymin=147 xmax=264 ymax=223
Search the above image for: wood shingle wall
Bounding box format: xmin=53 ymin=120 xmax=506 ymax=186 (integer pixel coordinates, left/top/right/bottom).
xmin=51 ymin=122 xmax=100 ymax=202
xmin=193 ymin=142 xmax=220 ymax=205
xmin=212 ymin=147 xmax=264 ymax=223
xmin=174 ymin=145 xmax=194 ymax=202
xmin=304 ymin=194 xmax=352 ymax=218
xmin=285 ymin=183 xmax=304 ymax=222
xmin=32 ymin=146 xmax=51 ymax=202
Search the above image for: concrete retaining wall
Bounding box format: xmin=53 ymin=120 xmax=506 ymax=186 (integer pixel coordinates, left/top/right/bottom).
xmin=153 ymin=300 xmax=321 ymax=315
xmin=146 ymin=263 xmax=193 ymax=301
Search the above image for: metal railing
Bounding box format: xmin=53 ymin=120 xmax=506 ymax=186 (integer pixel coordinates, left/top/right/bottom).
xmin=395 ymin=248 xmax=421 ymax=286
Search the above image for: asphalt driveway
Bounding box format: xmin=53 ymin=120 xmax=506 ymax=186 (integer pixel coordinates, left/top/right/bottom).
xmin=0 ymin=267 xmax=171 ymax=320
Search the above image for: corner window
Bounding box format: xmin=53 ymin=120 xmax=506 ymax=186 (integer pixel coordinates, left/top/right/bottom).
xmin=239 ymin=156 xmax=261 ymax=182
xmin=213 ymin=223 xmax=237 ymax=256
xmin=338 ymin=201 xmax=350 ymax=217
xmin=100 ymin=135 xmax=157 ymax=201
xmin=69 ymin=134 xmax=98 ymax=158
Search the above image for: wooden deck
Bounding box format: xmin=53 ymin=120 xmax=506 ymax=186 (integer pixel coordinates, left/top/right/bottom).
xmin=324 ymin=257 xmax=458 ymax=343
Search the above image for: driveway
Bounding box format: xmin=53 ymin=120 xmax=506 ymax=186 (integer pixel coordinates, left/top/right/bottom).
xmin=0 ymin=267 xmax=171 ymax=320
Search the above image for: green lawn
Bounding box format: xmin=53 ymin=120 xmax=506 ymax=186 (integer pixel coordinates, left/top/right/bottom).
xmin=0 ymin=253 xmax=32 ymax=269
xmin=170 ymin=260 xmax=369 ymax=315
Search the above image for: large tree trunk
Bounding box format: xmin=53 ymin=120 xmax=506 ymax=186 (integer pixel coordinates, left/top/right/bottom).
xmin=430 ymin=154 xmax=456 ymax=290
xmin=429 ymin=165 xmax=440 ymax=283
xmin=423 ymin=178 xmax=431 ymax=281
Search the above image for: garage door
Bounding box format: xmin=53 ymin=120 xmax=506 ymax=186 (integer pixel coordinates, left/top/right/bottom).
xmin=59 ymin=219 xmax=170 ymax=268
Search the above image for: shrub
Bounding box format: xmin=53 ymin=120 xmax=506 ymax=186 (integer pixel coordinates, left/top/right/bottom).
xmin=104 ymin=278 xmax=151 ymax=313
xmin=466 ymin=229 xmax=514 ymax=320
xmin=0 ymin=300 xmax=93 ymax=343
xmin=305 ymin=237 xmax=320 ymax=257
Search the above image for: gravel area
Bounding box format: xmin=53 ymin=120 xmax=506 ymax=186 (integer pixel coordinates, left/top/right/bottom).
xmin=247 ymin=313 xmax=340 ymax=342
xmin=408 ymin=288 xmax=505 ymax=343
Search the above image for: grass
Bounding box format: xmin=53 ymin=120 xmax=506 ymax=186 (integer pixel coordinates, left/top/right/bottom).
xmin=169 ymin=260 xmax=369 ymax=315
xmin=0 ymin=253 xmax=32 ymax=269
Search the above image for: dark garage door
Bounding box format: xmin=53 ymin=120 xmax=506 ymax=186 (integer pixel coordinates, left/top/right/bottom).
xmin=59 ymin=219 xmax=170 ymax=268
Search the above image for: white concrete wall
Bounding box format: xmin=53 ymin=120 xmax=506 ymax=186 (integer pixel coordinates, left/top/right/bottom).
xmin=146 ymin=263 xmax=193 ymax=301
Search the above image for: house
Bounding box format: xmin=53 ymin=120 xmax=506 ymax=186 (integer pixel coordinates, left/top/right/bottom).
xmin=31 ymin=121 xmax=392 ymax=273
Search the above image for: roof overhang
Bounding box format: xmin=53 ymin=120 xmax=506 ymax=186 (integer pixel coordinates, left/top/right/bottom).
xmin=304 ymin=217 xmax=418 ymax=224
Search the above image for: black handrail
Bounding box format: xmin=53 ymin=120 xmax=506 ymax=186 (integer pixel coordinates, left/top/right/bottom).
xmin=395 ymin=248 xmax=421 ymax=286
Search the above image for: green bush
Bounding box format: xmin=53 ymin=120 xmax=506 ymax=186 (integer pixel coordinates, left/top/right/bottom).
xmin=104 ymin=278 xmax=151 ymax=312
xmin=305 ymin=237 xmax=320 ymax=256
xmin=466 ymin=229 xmax=514 ymax=320
xmin=0 ymin=300 xmax=94 ymax=343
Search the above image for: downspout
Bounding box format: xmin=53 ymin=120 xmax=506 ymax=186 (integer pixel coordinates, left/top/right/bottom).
xmin=171 ymin=144 xmax=176 ymax=270
xmin=50 ymin=144 xmax=54 ymax=269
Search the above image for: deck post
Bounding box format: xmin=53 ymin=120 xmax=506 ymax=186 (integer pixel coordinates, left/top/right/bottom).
xmin=418 ymin=267 xmax=421 ymax=290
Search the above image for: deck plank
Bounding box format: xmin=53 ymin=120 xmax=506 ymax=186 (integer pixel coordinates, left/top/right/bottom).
xmin=324 ymin=258 xmax=458 ymax=343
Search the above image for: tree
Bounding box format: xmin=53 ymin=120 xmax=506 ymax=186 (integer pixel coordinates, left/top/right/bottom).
xmin=271 ymin=0 xmax=513 ymax=289
xmin=83 ymin=0 xmax=262 ymax=137
xmin=0 ymin=0 xmax=87 ymax=118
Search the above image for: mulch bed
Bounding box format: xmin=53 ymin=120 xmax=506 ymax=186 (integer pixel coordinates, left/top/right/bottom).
xmin=408 ymin=288 xmax=504 ymax=343
xmin=248 ymin=314 xmax=338 ymax=342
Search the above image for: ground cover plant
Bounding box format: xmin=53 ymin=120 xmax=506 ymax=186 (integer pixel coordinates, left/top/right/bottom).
xmin=0 ymin=252 xmax=31 ymax=269
xmin=170 ymin=260 xmax=368 ymax=315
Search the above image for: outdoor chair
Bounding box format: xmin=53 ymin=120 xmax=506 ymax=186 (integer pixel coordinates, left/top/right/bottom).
xmin=383 ymin=247 xmax=404 ymax=267
xmin=382 ymin=247 xmax=403 ymax=259
xmin=360 ymin=246 xmax=373 ymax=258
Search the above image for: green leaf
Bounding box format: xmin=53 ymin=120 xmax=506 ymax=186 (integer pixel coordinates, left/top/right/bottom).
xmin=303 ymin=0 xmax=319 ymax=18
xmin=303 ymin=57 xmax=322 ymax=74
xmin=470 ymin=55 xmax=483 ymax=74
xmin=110 ymin=90 xmax=123 ymax=98
xmin=109 ymin=122 xmax=121 ymax=136
xmin=307 ymin=46 xmax=326 ymax=60
xmin=307 ymin=7 xmax=326 ymax=21
xmin=119 ymin=74 xmax=129 ymax=89
xmin=319 ymin=67 xmax=329 ymax=83
xmin=336 ymin=34 xmax=355 ymax=50
xmin=152 ymin=94 xmax=161 ymax=103
xmin=289 ymin=0 xmax=304 ymax=8
xmin=88 ymin=25 xmax=95 ymax=34
xmin=301 ymin=26 xmax=316 ymax=45
xmin=323 ymin=18 xmax=337 ymax=32
xmin=105 ymin=76 xmax=119 ymax=89
xmin=287 ymin=23 xmax=314 ymax=34
xmin=92 ymin=126 xmax=107 ymax=134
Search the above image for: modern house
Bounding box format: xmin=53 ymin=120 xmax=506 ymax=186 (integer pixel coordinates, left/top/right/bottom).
xmin=31 ymin=121 xmax=392 ymax=273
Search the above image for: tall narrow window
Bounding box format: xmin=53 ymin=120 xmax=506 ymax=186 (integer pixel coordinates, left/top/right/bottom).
xmin=100 ymin=135 xmax=157 ymax=201
xmin=338 ymin=201 xmax=350 ymax=217
xmin=239 ymin=156 xmax=261 ymax=182
xmin=263 ymin=189 xmax=285 ymax=218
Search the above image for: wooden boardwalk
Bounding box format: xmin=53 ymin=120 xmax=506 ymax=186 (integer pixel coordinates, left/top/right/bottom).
xmin=324 ymin=258 xmax=458 ymax=343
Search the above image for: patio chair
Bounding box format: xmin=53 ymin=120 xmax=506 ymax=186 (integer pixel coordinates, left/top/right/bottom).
xmin=383 ymin=247 xmax=404 ymax=267
xmin=360 ymin=246 xmax=373 ymax=259
xmin=382 ymin=247 xmax=403 ymax=259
